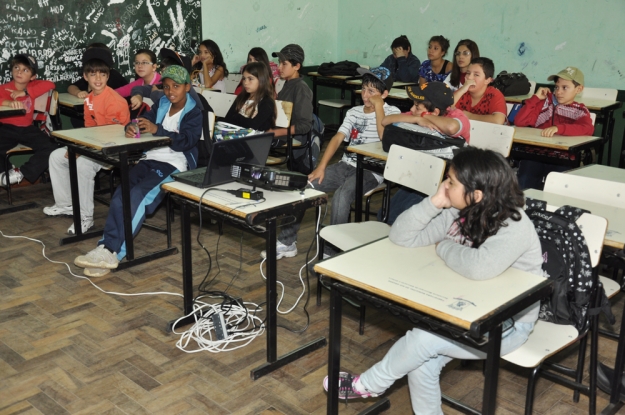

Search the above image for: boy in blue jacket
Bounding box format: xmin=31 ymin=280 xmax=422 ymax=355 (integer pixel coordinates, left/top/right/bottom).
xmin=74 ymin=65 xmax=202 ymax=277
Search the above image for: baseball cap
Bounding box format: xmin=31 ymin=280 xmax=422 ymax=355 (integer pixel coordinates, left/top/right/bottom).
xmin=272 ymin=44 xmax=305 ymax=65
xmin=357 ymin=66 xmax=394 ymax=92
xmin=406 ymin=82 xmax=453 ymax=112
xmin=159 ymin=48 xmax=192 ymax=73
xmin=82 ymin=48 xmax=114 ymax=68
xmin=14 ymin=54 xmax=38 ymax=73
xmin=548 ymin=66 xmax=584 ymax=86
xmin=161 ymin=65 xmax=191 ymax=84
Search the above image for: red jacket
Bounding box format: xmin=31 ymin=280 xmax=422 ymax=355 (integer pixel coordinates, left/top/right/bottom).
xmin=514 ymin=93 xmax=594 ymax=136
xmin=0 ymin=79 xmax=55 ymax=127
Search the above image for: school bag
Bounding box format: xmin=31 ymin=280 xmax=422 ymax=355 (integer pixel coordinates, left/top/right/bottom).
xmin=290 ymin=114 xmax=325 ymax=174
xmin=317 ymin=61 xmax=361 ymax=77
xmin=492 ymin=71 xmax=531 ymax=96
xmin=381 ymin=123 xmax=467 ymax=160
xmin=525 ymin=198 xmax=614 ymax=331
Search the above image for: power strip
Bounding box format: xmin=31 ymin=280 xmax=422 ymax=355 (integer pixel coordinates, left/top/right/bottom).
xmin=212 ymin=312 xmax=228 ymax=340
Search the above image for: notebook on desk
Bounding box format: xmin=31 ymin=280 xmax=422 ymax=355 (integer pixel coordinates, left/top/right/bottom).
xmin=172 ymin=133 xmax=274 ymax=188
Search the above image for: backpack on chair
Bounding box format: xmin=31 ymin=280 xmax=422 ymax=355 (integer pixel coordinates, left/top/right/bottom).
xmin=290 ymin=113 xmax=325 ymax=174
xmin=525 ymin=198 xmax=614 ymax=331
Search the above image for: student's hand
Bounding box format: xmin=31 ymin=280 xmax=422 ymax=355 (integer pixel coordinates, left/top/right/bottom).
xmin=77 ymin=91 xmax=88 ymax=99
xmin=137 ymin=117 xmax=158 ymax=134
xmin=125 ymin=125 xmax=138 ymax=138
xmin=535 ymin=87 xmax=550 ymax=100
xmin=130 ymin=95 xmax=143 ymax=110
xmin=541 ymin=126 xmax=558 ymax=137
xmin=369 ymin=95 xmax=384 ymax=107
xmin=308 ymin=166 xmax=325 ymax=185
xmin=191 ymin=55 xmax=201 ymax=66
xmin=6 ymin=89 xmax=25 ymax=99
xmin=7 ymin=100 xmax=24 ymax=109
xmin=431 ymin=179 xmax=452 ymax=209
xmin=462 ymin=79 xmax=476 ymax=91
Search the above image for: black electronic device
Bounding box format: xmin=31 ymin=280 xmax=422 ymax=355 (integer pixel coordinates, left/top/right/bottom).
xmin=231 ymin=163 xmax=308 ymax=191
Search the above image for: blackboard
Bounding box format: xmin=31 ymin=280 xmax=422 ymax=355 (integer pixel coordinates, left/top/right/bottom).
xmin=0 ymin=0 xmax=202 ymax=88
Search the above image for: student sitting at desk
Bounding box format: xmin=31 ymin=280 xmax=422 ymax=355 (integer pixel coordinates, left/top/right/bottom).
xmin=323 ymin=147 xmax=543 ymax=414
xmin=262 ymin=67 xmax=400 ymax=260
xmin=443 ymin=39 xmax=480 ymax=92
xmin=453 ymin=57 xmax=507 ymax=125
xmin=224 ymin=62 xmax=276 ymax=131
xmin=73 ymin=65 xmax=202 ymax=277
xmin=514 ymin=67 xmax=594 ymax=190
xmin=418 ymin=35 xmax=453 ymax=84
xmin=380 ymin=35 xmax=421 ymax=84
xmin=379 ymin=82 xmax=470 ymax=224
xmin=45 ymin=56 xmax=131 ymax=234
xmin=0 ymin=53 xmax=57 ymax=186
xmin=191 ymin=39 xmax=228 ymax=92
xmin=115 ymin=49 xmax=161 ymax=99
xmin=234 ymin=47 xmax=281 ymax=95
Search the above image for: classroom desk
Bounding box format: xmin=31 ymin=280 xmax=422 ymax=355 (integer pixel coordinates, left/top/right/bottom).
xmin=346 ymin=141 xmax=388 ymax=222
xmin=568 ymin=164 xmax=625 ymax=184
xmin=0 ymin=105 xmax=27 ymax=118
xmin=506 ymin=94 xmax=622 ymax=166
xmin=57 ymin=92 xmax=85 ymax=120
xmin=161 ymin=180 xmax=328 ymax=379
xmin=348 ymin=81 xmax=417 ymax=106
xmin=306 ymin=72 xmax=359 ymax=115
xmin=511 ymin=126 xmax=603 ymax=167
xmin=51 ymin=125 xmax=177 ymax=269
xmin=315 ymin=238 xmax=552 ymax=415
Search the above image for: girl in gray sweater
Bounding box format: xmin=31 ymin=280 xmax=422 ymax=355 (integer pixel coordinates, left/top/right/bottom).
xmin=323 ymin=147 xmax=543 ymax=414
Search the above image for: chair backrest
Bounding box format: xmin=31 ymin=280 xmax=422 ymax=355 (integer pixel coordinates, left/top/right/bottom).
xmin=544 ymin=172 xmax=625 ymax=209
xmin=275 ymin=100 xmax=293 ymax=129
xmin=384 ymin=144 xmax=446 ymax=195
xmin=529 ymin=80 xmax=536 ymax=95
xmin=468 ymin=120 xmax=515 ymax=157
xmin=590 ymin=112 xmax=596 ymax=125
xmin=201 ymin=90 xmax=236 ymax=118
xmin=224 ymin=73 xmax=243 ymax=94
xmin=33 ymin=90 xmax=61 ymax=133
xmin=275 ymin=78 xmax=285 ymax=95
xmin=578 ymin=87 xmax=618 ymax=101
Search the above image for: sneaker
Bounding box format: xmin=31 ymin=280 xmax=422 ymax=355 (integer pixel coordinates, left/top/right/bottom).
xmin=323 ymin=372 xmax=380 ymax=400
xmin=43 ymin=204 xmax=74 ymax=216
xmin=67 ymin=217 xmax=95 ymax=235
xmin=74 ymin=245 xmax=119 ymax=269
xmin=84 ymin=267 xmax=110 ymax=277
xmin=260 ymin=241 xmax=297 ymax=260
xmin=0 ymin=168 xmax=24 ymax=186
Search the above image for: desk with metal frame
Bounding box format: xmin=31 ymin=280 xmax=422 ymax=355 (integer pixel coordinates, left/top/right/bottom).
xmin=161 ymin=180 xmax=328 ymax=380
xmin=346 ymin=141 xmax=388 ymax=223
xmin=0 ymin=106 xmax=30 ymax=215
xmin=57 ymin=92 xmax=85 ymax=120
xmin=307 ymin=72 xmax=359 ymax=115
xmin=0 ymin=105 xmax=27 ymax=118
xmin=315 ymin=238 xmax=552 ymax=415
xmin=51 ymin=125 xmax=177 ymax=270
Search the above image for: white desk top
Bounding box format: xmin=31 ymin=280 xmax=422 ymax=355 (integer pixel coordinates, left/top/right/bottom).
xmin=525 ymin=188 xmax=625 ymax=249
xmin=513 ymin=126 xmax=601 ymax=150
xmin=315 ymin=238 xmax=545 ymax=329
xmin=51 ymin=125 xmax=169 ymax=151
xmin=307 ymin=71 xmax=354 ymax=80
xmin=347 ymin=80 xmax=416 ymax=88
xmin=346 ymin=141 xmax=388 ymax=160
xmin=58 ymin=92 xmax=85 ymax=107
xmin=0 ymin=105 xmax=26 ymax=117
xmin=568 ymin=164 xmax=625 ymax=185
xmin=162 ymin=181 xmax=326 ymax=221
xmin=506 ymin=94 xmax=619 ymax=111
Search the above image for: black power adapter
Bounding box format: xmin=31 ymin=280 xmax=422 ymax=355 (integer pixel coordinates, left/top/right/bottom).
xmin=226 ymin=188 xmax=264 ymax=200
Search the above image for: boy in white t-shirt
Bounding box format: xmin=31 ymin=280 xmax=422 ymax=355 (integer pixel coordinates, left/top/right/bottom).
xmin=262 ymin=67 xmax=400 ymax=260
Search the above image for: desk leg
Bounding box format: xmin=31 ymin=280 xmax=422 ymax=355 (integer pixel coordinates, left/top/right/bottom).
xmin=327 ymin=284 xmax=343 ymax=415
xmin=313 ymin=77 xmax=318 ymax=115
xmin=600 ymin=302 xmax=625 ymax=415
xmin=482 ymin=324 xmax=502 ymax=415
xmin=355 ymin=154 xmax=364 ymax=223
xmin=119 ymin=151 xmax=134 ymax=261
xmin=604 ymin=109 xmax=616 ymax=166
xmin=251 ymin=217 xmax=327 ymax=379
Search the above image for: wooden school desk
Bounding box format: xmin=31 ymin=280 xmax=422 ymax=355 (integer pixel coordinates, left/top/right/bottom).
xmin=348 ymin=81 xmax=417 ymax=106
xmin=0 ymin=105 xmax=26 ymax=118
xmin=306 ymin=71 xmax=359 ymax=115
xmin=315 ymin=238 xmax=552 ymax=415
xmin=51 ymin=125 xmax=177 ymax=269
xmin=567 ymin=164 xmax=625 ymax=184
xmin=57 ymin=92 xmax=85 ymax=120
xmin=346 ymin=141 xmax=388 ymax=222
xmin=511 ymin=126 xmax=603 ymax=168
xmin=161 ymin=180 xmax=328 ymax=379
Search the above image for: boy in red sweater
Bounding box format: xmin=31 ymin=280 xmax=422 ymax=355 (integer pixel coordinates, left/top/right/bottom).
xmin=0 ymin=54 xmax=57 ymax=185
xmin=514 ymin=67 xmax=594 ymax=189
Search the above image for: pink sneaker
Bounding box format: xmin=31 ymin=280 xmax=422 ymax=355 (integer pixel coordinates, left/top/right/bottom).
xmin=323 ymin=372 xmax=380 ymax=399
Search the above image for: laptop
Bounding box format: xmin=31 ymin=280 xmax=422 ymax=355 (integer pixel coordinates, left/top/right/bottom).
xmin=172 ymin=133 xmax=274 ymax=188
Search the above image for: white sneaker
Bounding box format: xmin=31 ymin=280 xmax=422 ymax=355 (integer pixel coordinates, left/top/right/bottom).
xmin=74 ymin=245 xmax=119 ymax=269
xmin=0 ymin=168 xmax=24 ymax=186
xmin=43 ymin=204 xmax=74 ymax=216
xmin=260 ymin=241 xmax=297 ymax=260
xmin=67 ymin=217 xmax=95 ymax=235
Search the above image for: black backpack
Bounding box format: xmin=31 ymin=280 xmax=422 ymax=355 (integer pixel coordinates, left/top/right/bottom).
xmin=289 ymin=114 xmax=325 ymax=174
xmin=317 ymin=61 xmax=361 ymax=77
xmin=382 ymin=123 xmax=466 ymax=159
xmin=525 ymin=198 xmax=614 ymax=331
xmin=492 ymin=71 xmax=531 ymax=97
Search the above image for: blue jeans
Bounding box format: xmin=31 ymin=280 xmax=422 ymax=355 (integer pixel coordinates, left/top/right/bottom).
xmin=378 ymin=187 xmax=426 ymax=225
xmin=360 ymin=321 xmax=535 ymax=415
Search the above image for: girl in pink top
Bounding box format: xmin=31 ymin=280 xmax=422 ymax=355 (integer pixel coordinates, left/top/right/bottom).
xmin=116 ymin=50 xmax=161 ymax=109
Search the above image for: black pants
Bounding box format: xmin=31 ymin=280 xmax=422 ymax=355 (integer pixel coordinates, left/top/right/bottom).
xmin=516 ymin=160 xmax=568 ymax=191
xmin=0 ymin=124 xmax=59 ymax=183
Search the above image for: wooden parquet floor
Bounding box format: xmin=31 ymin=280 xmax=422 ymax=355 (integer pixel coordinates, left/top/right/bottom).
xmin=1 ymin=165 xmax=625 ymax=414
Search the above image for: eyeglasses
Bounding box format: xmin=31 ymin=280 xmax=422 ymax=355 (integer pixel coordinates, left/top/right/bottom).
xmin=134 ymin=61 xmax=153 ymax=67
xmin=454 ymin=51 xmax=471 ymax=57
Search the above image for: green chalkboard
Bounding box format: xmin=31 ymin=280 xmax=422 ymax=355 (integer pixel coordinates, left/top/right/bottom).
xmin=0 ymin=0 xmax=202 ymax=88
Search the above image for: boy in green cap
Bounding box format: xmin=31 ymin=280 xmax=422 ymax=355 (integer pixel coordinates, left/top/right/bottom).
xmin=74 ymin=65 xmax=202 ymax=277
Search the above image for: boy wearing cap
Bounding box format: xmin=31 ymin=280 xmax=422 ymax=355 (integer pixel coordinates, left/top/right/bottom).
xmin=514 ymin=66 xmax=594 ymax=189
xmin=0 ymin=54 xmax=57 ymax=186
xmin=45 ymin=56 xmax=130 ymax=235
xmin=73 ymin=65 xmax=202 ymax=277
xmin=380 ymin=81 xmax=470 ymax=224
xmin=262 ymin=67 xmax=400 ymax=260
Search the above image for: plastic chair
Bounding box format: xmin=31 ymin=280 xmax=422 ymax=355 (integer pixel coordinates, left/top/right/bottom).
xmin=224 ymin=73 xmax=242 ymax=94
xmin=469 ymin=120 xmax=515 ymax=157
xmin=200 ymin=90 xmax=236 ymax=118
